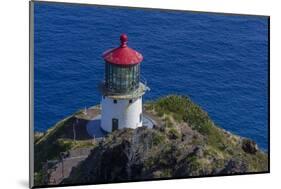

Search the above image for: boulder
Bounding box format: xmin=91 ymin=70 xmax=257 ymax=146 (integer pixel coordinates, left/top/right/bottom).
xmin=242 ymin=139 xmax=258 ymax=154
xmin=220 ymin=159 xmax=248 ymax=174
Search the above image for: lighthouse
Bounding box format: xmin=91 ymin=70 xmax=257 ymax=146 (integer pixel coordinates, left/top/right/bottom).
xmin=99 ymin=34 xmax=149 ymax=133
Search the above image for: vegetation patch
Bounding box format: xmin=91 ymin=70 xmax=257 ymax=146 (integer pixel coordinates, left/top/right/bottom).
xmin=34 ymin=95 xmax=268 ymax=186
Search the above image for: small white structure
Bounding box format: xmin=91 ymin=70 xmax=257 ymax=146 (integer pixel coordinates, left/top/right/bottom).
xmin=99 ymin=34 xmax=149 ymax=132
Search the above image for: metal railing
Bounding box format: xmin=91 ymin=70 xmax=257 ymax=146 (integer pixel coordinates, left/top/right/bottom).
xmin=140 ymin=76 xmax=150 ymax=92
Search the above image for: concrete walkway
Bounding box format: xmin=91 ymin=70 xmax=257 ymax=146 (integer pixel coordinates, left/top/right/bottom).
xmin=86 ymin=115 xmax=107 ymax=138
xmin=48 ymin=148 xmax=92 ymax=185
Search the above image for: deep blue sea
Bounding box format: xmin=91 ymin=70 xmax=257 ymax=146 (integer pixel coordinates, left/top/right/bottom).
xmin=34 ymin=3 xmax=269 ymax=150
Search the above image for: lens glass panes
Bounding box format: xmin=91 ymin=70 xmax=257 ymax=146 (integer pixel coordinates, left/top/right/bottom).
xmin=105 ymin=62 xmax=140 ymax=93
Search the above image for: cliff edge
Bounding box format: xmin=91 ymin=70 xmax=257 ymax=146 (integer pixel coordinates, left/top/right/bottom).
xmin=34 ymin=95 xmax=268 ymax=186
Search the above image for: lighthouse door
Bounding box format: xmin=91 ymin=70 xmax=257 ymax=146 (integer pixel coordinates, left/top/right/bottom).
xmin=112 ymin=118 xmax=118 ymax=131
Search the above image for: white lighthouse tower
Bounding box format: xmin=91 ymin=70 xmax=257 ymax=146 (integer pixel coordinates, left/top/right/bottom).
xmin=99 ymin=34 xmax=149 ymax=132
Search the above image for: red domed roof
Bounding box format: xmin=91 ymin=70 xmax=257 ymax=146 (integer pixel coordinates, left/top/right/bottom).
xmin=102 ymin=34 xmax=143 ymax=66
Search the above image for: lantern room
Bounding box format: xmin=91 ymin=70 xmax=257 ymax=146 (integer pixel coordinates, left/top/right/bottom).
xmin=102 ymin=34 xmax=143 ymax=94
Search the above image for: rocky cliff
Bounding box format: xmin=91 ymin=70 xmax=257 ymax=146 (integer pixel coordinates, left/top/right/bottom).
xmin=34 ymin=95 xmax=268 ymax=186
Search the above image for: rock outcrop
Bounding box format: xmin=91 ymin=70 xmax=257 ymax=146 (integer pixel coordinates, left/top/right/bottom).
xmin=34 ymin=95 xmax=268 ymax=186
xmin=242 ymin=139 xmax=258 ymax=154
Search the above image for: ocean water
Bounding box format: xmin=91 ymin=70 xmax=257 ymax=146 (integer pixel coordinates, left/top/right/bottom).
xmin=34 ymin=3 xmax=269 ymax=150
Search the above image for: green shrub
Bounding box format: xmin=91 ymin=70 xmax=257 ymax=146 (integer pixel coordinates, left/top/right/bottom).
xmin=164 ymin=116 xmax=173 ymax=128
xmin=206 ymin=126 xmax=225 ymax=150
xmin=186 ymin=155 xmax=201 ymax=172
xmin=152 ymin=132 xmax=166 ymax=145
xmin=152 ymin=95 xmax=233 ymax=153
xmin=144 ymin=103 xmax=154 ymax=111
xmin=168 ymin=128 xmax=180 ymax=140
xmin=153 ymin=95 xmax=213 ymax=135
xmin=34 ymin=170 xmax=44 ymax=186
xmin=156 ymin=109 xmax=164 ymax=117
